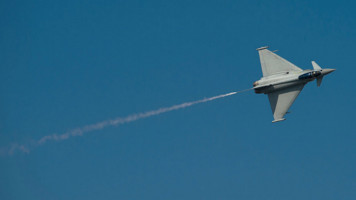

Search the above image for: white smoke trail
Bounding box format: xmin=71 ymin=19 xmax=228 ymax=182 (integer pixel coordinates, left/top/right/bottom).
xmin=0 ymin=89 xmax=251 ymax=156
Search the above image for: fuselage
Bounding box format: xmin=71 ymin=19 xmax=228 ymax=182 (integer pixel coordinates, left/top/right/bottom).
xmin=253 ymin=69 xmax=321 ymax=94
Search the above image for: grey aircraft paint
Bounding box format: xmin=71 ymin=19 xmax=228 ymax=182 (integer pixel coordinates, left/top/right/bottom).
xmin=253 ymin=46 xmax=335 ymax=122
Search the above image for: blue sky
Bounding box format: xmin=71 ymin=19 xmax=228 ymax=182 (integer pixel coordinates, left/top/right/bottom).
xmin=1 ymin=0 xmax=355 ymax=199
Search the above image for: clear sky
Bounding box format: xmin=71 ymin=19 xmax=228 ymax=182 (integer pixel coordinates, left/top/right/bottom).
xmin=1 ymin=0 xmax=355 ymax=199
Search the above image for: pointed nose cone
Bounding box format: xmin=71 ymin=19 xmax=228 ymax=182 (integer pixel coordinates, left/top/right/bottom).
xmin=321 ymin=68 xmax=336 ymax=75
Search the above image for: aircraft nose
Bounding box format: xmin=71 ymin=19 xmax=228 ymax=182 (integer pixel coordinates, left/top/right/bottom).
xmin=322 ymin=68 xmax=336 ymax=75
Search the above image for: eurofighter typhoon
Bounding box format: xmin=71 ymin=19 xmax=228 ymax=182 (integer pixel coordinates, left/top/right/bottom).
xmin=253 ymin=46 xmax=335 ymax=123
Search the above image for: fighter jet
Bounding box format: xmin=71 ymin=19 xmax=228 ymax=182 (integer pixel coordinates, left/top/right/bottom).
xmin=253 ymin=46 xmax=335 ymax=122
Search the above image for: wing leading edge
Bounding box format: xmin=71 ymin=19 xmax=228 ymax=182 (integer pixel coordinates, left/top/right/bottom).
xmin=268 ymin=84 xmax=305 ymax=122
xmin=257 ymin=47 xmax=302 ymax=77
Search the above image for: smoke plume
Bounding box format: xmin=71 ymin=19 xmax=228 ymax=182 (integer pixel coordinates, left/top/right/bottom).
xmin=0 ymin=89 xmax=251 ymax=156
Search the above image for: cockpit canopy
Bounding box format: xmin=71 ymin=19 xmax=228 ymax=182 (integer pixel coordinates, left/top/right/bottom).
xmin=298 ymin=71 xmax=321 ymax=80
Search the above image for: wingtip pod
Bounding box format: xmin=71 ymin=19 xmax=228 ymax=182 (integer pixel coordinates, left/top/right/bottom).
xmin=256 ymin=46 xmax=269 ymax=51
xmin=272 ymin=118 xmax=286 ymax=123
